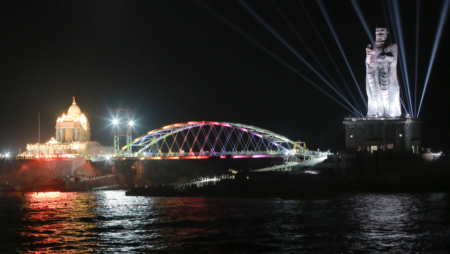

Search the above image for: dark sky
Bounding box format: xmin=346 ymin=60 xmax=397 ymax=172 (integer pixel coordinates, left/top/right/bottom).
xmin=1 ymin=0 xmax=449 ymax=154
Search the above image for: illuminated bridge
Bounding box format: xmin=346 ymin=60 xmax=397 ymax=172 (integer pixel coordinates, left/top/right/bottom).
xmin=112 ymin=121 xmax=323 ymax=163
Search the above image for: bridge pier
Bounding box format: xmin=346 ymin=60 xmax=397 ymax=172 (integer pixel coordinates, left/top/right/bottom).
xmin=379 ymin=150 xmax=385 ymax=176
xmin=363 ymin=150 xmax=369 ymax=178
xmin=341 ymin=154 xmax=346 ymax=178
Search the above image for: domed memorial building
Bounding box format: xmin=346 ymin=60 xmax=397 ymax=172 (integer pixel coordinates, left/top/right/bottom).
xmin=56 ymin=97 xmax=91 ymax=142
xmin=25 ymin=97 xmax=113 ymax=157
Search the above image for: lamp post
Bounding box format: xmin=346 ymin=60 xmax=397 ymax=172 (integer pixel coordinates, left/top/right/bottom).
xmin=111 ymin=108 xmax=133 ymax=155
xmin=38 ymin=112 xmax=40 ymax=159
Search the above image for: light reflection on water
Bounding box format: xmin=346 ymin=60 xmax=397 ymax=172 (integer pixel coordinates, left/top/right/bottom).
xmin=0 ymin=191 xmax=449 ymax=253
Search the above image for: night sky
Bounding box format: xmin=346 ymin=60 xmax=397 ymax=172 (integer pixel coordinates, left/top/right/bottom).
xmin=1 ymin=0 xmax=449 ymax=155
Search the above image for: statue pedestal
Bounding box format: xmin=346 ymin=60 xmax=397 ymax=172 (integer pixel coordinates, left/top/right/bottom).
xmin=343 ymin=117 xmax=422 ymax=153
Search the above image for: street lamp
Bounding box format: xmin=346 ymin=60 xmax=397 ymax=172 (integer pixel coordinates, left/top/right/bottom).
xmin=111 ymin=109 xmax=133 ymax=154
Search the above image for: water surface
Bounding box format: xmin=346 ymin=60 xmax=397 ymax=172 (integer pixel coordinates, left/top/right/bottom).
xmin=0 ymin=191 xmax=449 ymax=253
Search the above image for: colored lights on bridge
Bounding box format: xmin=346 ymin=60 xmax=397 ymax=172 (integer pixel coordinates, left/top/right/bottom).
xmin=232 ymin=155 xmax=273 ymax=158
xmin=115 ymin=121 xmax=303 ymax=160
xmin=251 ymin=155 xmax=271 ymax=158
xmin=183 ymin=156 xmax=210 ymax=159
xmin=112 ymin=154 xmax=282 ymax=161
xmin=274 ymin=135 xmax=288 ymax=141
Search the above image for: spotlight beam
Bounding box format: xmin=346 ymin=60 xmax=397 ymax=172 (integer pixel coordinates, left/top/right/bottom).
xmin=236 ymin=0 xmax=363 ymax=116
xmin=400 ymin=97 xmax=409 ymax=115
xmin=316 ymin=0 xmax=368 ymax=109
xmin=271 ymin=0 xmax=360 ymax=113
xmin=197 ymin=0 xmax=362 ymax=116
xmin=384 ymin=0 xmax=413 ymax=116
xmin=271 ymin=1 xmax=345 ymax=97
xmin=350 ymin=0 xmax=375 ymax=44
xmin=391 ymin=0 xmax=414 ymax=116
xmin=298 ymin=0 xmax=364 ymax=114
xmin=399 ymin=62 xmax=412 ymax=114
xmin=418 ymin=0 xmax=450 ymax=116
xmin=381 ymin=0 xmax=393 ymax=42
xmin=414 ymin=0 xmax=420 ymax=116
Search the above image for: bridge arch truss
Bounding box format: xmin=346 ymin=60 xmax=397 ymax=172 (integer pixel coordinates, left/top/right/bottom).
xmin=113 ymin=121 xmax=305 ymax=159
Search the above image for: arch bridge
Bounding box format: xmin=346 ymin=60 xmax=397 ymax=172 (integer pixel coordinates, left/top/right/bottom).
xmin=112 ymin=121 xmax=318 ymax=161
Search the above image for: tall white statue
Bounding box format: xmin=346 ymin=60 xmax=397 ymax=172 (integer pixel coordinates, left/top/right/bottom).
xmin=366 ymin=28 xmax=401 ymax=117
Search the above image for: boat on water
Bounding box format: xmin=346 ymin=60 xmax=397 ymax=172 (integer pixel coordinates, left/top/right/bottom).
xmin=126 ymin=171 xmax=340 ymax=199
xmin=0 ymin=182 xmax=18 ymax=192
xmin=15 ymin=174 xmax=122 ymax=192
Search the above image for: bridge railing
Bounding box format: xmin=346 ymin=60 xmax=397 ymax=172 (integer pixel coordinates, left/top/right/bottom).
xmin=113 ymin=121 xmax=311 ymax=158
xmin=114 ymin=150 xmax=306 ymax=158
xmin=114 ymin=149 xmax=328 ymax=159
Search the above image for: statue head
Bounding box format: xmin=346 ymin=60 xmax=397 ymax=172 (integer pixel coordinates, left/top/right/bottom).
xmin=375 ymin=28 xmax=388 ymax=46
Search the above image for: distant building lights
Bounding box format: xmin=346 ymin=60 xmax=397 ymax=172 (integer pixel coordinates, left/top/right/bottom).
xmin=350 ymin=135 xmax=354 ymax=138
xmin=399 ymin=134 xmax=403 ymax=137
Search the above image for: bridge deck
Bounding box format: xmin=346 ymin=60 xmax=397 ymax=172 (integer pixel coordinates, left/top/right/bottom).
xmin=111 ymin=153 xmax=323 ymax=161
xmin=111 ymin=154 xmax=287 ymax=161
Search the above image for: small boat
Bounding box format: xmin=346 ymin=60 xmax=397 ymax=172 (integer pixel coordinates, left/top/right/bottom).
xmin=18 ymin=175 xmax=122 ymax=192
xmin=0 ymin=182 xmax=18 ymax=192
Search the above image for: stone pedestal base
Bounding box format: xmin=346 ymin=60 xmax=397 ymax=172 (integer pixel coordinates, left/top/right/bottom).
xmin=343 ymin=117 xmax=422 ymax=153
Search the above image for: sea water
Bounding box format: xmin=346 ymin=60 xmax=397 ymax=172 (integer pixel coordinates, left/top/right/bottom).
xmin=0 ymin=191 xmax=449 ymax=253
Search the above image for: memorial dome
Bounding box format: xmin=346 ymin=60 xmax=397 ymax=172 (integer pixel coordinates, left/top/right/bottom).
xmin=68 ymin=97 xmax=81 ymax=115
xmin=56 ymin=96 xmax=91 ymax=142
